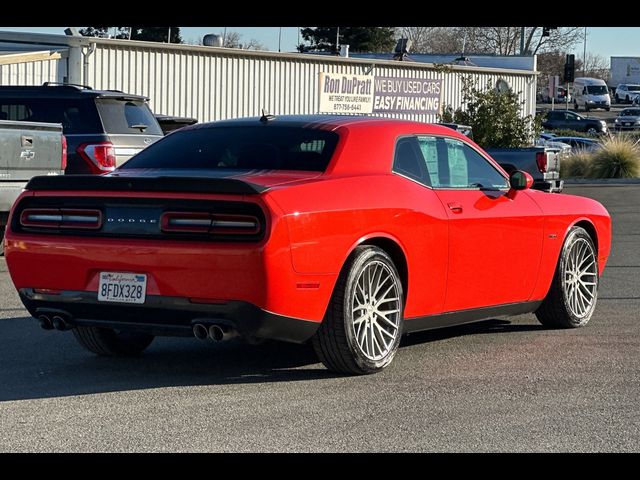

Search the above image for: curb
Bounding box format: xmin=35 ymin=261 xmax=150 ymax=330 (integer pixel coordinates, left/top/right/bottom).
xmin=563 ymin=178 xmax=640 ymax=185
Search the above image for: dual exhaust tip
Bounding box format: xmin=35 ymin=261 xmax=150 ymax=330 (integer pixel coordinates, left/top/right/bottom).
xmin=193 ymin=323 xmax=237 ymax=342
xmin=38 ymin=314 xmax=71 ymax=331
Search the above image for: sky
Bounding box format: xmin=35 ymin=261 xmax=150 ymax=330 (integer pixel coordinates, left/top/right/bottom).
xmin=0 ymin=27 xmax=636 ymax=62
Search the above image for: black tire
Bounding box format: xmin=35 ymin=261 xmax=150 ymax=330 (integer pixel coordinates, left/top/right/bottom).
xmin=626 ymin=95 xmax=630 ymax=103
xmin=535 ymin=227 xmax=598 ymax=328
xmin=605 ymin=107 xmax=610 ymax=112
xmin=73 ymin=326 xmax=154 ymax=356
xmin=0 ymin=226 xmax=4 ymax=256
xmin=587 ymin=127 xmax=598 ymax=134
xmin=312 ymin=246 xmax=404 ymax=375
xmin=574 ymin=102 xmax=579 ymax=111
xmin=615 ymin=94 xmax=620 ymax=103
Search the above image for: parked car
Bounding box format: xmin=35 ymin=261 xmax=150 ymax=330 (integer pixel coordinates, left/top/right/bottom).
xmin=541 ymin=110 xmax=608 ymax=134
xmin=614 ymin=108 xmax=640 ymax=131
xmin=154 ymin=114 xmax=198 ymax=135
xmin=614 ymin=84 xmax=640 ymax=104
xmin=0 ymin=119 xmax=65 ymax=254
xmin=4 ymin=116 xmax=611 ymax=375
xmin=0 ymin=83 xmax=163 ymax=174
xmin=540 ymin=86 xmax=572 ymax=104
xmin=551 ymin=136 xmax=601 ymax=152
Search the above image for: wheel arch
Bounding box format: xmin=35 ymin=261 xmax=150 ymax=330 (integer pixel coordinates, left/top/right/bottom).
xmin=570 ymin=218 xmax=598 ymax=253
xmin=345 ymin=234 xmax=409 ymax=304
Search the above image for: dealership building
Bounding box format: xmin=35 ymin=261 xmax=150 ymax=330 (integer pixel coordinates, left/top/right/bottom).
xmin=0 ymin=31 xmax=537 ymax=123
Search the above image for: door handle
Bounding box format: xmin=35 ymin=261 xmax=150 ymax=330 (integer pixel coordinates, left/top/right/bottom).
xmin=447 ymin=202 xmax=463 ymax=213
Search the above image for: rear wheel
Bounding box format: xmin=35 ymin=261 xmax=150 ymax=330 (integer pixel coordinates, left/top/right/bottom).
xmin=536 ymin=226 xmax=598 ymax=328
xmin=0 ymin=226 xmax=4 ymax=256
xmin=73 ymin=326 xmax=154 ymax=356
xmin=312 ymin=246 xmax=404 ymax=375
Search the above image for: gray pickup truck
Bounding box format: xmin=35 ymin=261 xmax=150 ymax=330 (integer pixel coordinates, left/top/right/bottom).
xmin=0 ymin=120 xmax=65 ymax=254
xmin=439 ymin=123 xmax=563 ymax=193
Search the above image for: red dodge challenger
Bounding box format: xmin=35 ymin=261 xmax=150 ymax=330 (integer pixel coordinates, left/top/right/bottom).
xmin=4 ymin=115 xmax=611 ymax=374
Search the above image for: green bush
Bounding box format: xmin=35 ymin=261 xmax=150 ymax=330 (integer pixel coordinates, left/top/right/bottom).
xmin=561 ymin=152 xmax=592 ymax=178
xmin=440 ymin=76 xmax=540 ymax=148
xmin=588 ymin=136 xmax=640 ymax=178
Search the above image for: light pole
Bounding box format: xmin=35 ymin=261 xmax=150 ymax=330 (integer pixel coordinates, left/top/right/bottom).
xmin=278 ymin=27 xmax=282 ymax=52
xmin=336 ymin=27 xmax=340 ymax=53
xmin=583 ymin=27 xmax=587 ymax=76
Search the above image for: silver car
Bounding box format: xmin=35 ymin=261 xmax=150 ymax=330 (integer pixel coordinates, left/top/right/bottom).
xmin=614 ymin=107 xmax=640 ymax=131
xmin=615 ymin=84 xmax=640 ymax=104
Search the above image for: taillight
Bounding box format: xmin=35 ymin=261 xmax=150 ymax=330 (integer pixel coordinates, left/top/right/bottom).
xmin=77 ymin=142 xmax=116 ymax=174
xmin=536 ymin=151 xmax=548 ymax=173
xmin=61 ymin=135 xmax=67 ymax=171
xmin=20 ymin=208 xmax=102 ymax=230
xmin=161 ymin=212 xmax=260 ymax=235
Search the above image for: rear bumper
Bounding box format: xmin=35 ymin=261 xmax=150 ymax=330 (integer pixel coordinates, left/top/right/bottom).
xmin=533 ymin=179 xmax=564 ymax=193
xmin=19 ymin=288 xmax=320 ymax=343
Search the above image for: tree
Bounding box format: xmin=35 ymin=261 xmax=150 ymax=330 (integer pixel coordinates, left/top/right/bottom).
xmin=393 ymin=27 xmax=584 ymax=56
xmin=575 ymin=53 xmax=610 ymax=80
xmin=222 ymin=31 xmax=266 ymax=50
xmin=440 ymin=76 xmax=541 ymax=148
xmin=79 ymin=26 xmax=183 ymax=43
xmin=299 ymin=27 xmax=395 ymax=53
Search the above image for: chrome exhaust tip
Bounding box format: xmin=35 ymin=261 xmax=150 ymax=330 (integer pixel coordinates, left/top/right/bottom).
xmin=37 ymin=315 xmax=53 ymax=330
xmin=51 ymin=315 xmax=70 ymax=331
xmin=208 ymin=324 xmax=237 ymax=342
xmin=193 ymin=323 xmax=209 ymax=340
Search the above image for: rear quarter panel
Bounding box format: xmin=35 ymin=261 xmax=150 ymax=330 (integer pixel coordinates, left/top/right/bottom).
xmin=267 ymin=173 xmax=449 ymax=318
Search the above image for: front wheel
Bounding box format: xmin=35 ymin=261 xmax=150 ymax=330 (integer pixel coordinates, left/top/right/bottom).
xmin=73 ymin=326 xmax=154 ymax=356
xmin=587 ymin=127 xmax=598 ymax=135
xmin=536 ymin=226 xmax=599 ymax=328
xmin=312 ymin=246 xmax=404 ymax=375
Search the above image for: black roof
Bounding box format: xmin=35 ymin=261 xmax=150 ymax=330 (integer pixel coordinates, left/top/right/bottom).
xmin=0 ymin=83 xmax=149 ymax=101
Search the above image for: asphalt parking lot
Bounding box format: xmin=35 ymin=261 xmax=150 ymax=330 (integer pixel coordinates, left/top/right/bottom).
xmin=0 ymin=184 xmax=638 ymax=452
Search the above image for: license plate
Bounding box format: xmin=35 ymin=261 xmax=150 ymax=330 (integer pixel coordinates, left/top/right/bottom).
xmin=98 ymin=272 xmax=147 ymax=304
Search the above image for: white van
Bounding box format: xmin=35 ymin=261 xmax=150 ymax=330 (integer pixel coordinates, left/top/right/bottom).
xmin=572 ymin=77 xmax=611 ymax=112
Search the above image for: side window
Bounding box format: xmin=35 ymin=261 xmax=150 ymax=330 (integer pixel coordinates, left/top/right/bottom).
xmin=0 ymin=103 xmax=32 ymax=121
xmin=423 ymin=137 xmax=508 ymax=189
xmin=393 ymin=137 xmax=429 ymax=185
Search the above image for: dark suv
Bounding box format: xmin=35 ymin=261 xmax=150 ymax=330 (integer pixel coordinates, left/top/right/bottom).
xmin=540 ymin=110 xmax=608 ymax=135
xmin=0 ymin=83 xmax=163 ymax=174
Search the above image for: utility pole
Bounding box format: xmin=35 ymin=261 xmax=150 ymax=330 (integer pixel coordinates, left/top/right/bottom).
xmin=583 ymin=27 xmax=587 ymax=76
xmin=168 ymin=27 xmax=171 ymax=43
xmin=278 ymin=27 xmax=282 ymax=52
xmin=336 ymin=27 xmax=340 ymax=53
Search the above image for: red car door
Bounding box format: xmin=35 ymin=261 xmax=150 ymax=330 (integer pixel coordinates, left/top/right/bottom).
xmin=417 ymin=135 xmax=544 ymax=312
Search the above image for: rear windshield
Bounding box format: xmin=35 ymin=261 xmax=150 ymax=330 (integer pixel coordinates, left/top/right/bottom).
xmin=0 ymin=98 xmax=101 ymax=134
xmin=121 ymin=126 xmax=340 ymax=171
xmin=96 ymin=99 xmax=162 ymax=135
xmin=628 ymin=85 xmax=640 ymax=91
xmin=621 ymin=109 xmax=640 ymax=116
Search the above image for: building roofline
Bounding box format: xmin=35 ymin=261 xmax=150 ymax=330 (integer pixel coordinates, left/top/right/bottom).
xmin=0 ymin=31 xmax=537 ymax=77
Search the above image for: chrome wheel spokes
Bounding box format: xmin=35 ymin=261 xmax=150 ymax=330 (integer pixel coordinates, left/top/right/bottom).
xmin=352 ymin=261 xmax=401 ymax=361
xmin=564 ymin=238 xmax=597 ymax=318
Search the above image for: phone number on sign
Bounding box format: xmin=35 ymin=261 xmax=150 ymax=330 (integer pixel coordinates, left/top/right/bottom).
xmin=333 ymin=103 xmax=365 ymax=112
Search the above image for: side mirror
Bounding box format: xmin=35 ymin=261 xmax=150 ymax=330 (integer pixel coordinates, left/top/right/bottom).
xmin=509 ymin=170 xmax=533 ymax=191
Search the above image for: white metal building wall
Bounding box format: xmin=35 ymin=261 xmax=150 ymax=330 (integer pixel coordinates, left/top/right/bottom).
xmin=84 ymin=42 xmax=536 ymax=124
xmin=0 ymin=56 xmax=64 ymax=85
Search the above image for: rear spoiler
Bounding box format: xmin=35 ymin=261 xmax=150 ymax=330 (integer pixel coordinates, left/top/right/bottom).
xmin=25 ymin=175 xmax=268 ymax=195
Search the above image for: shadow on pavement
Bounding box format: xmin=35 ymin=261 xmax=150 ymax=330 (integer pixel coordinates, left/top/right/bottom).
xmin=0 ymin=315 xmax=543 ymax=401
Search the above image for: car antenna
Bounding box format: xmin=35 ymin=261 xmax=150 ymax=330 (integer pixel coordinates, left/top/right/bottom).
xmin=260 ymin=108 xmax=275 ymax=123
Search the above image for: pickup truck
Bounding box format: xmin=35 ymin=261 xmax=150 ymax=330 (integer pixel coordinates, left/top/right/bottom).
xmin=439 ymin=123 xmax=564 ymax=193
xmin=0 ymin=120 xmax=65 ymax=254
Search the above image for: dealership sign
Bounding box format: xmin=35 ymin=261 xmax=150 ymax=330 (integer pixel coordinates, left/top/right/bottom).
xmin=319 ymin=72 xmax=374 ymax=114
xmin=373 ymin=76 xmax=441 ymax=114
xmin=319 ymin=72 xmax=442 ymax=115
